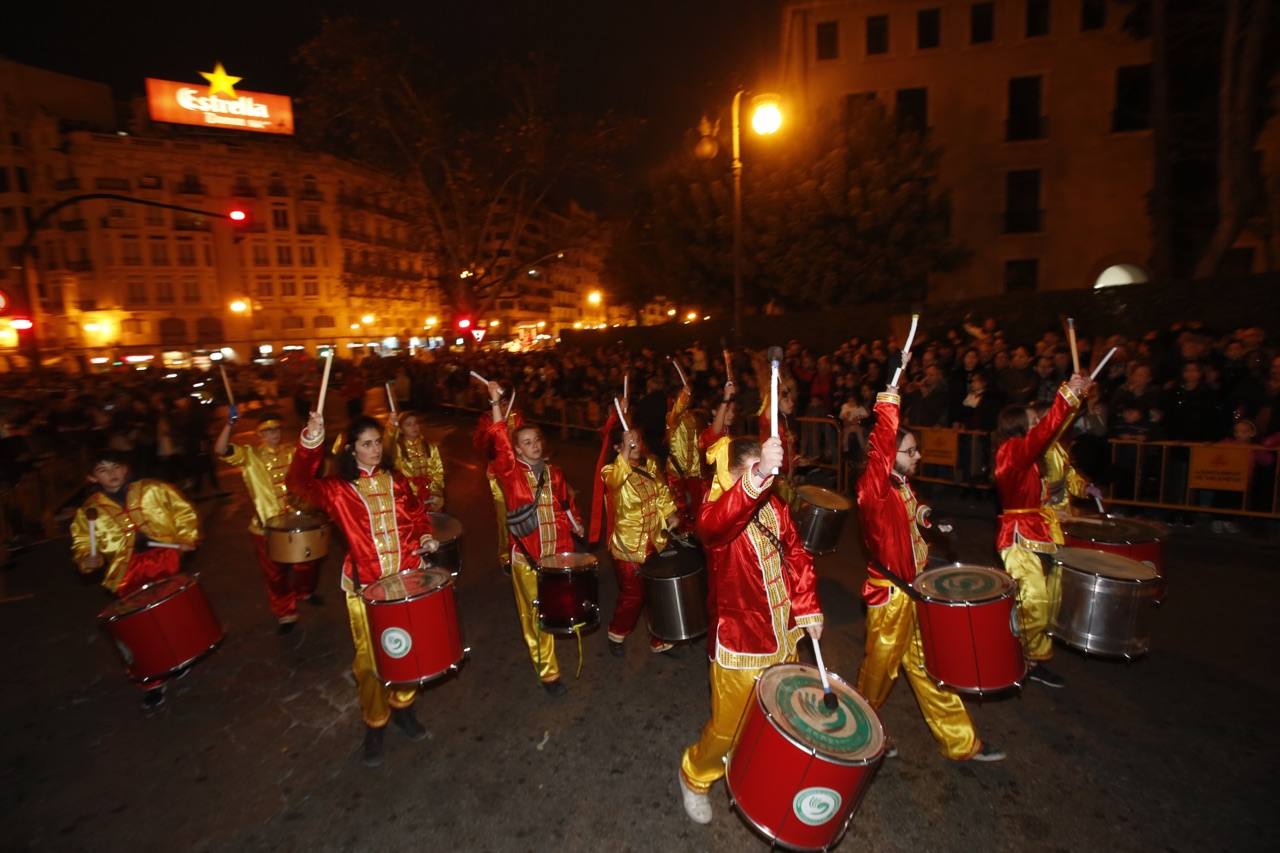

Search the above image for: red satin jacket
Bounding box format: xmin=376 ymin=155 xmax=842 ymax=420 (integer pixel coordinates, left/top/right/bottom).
xmin=856 ymin=391 xmax=931 ymax=606
xmin=697 ymin=469 xmax=822 ymax=670
xmin=994 ymin=385 xmax=1081 ymax=552
xmin=287 ymin=437 xmax=433 ymax=590
xmin=472 ymin=410 xmax=524 ymax=461
xmin=488 ymin=420 xmax=580 ymax=563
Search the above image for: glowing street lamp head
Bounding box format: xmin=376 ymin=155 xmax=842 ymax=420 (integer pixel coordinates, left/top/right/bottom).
xmin=361 ymin=314 xmax=375 ymax=325
xmin=587 ymin=290 xmax=603 ymax=307
xmin=228 ymin=209 xmax=248 ymax=223
xmin=751 ymin=96 xmax=783 ymax=136
xmin=229 ymin=299 xmax=248 ymax=314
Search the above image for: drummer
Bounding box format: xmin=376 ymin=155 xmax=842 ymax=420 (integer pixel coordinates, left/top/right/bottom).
xmin=596 ymin=400 xmax=682 ymax=657
xmin=474 ymin=403 xmax=524 ymax=574
xmin=288 ymin=412 xmax=438 ymax=767
xmin=1033 ymin=399 xmax=1097 ymax=526
xmin=483 ymin=381 xmax=584 ymax=697
xmin=678 ymin=435 xmax=823 ymax=825
xmin=994 ymin=373 xmax=1089 ymax=689
xmin=665 ymin=382 xmax=704 ymax=526
xmin=387 ymin=409 xmax=446 ymax=511
xmin=69 ymin=450 xmax=201 ymax=710
xmin=214 ymin=409 xmax=320 ymax=634
xmin=854 ymin=356 xmax=1004 ymax=762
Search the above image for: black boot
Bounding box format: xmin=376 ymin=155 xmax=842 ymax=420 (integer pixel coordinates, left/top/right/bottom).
xmin=362 ymin=726 xmax=385 ymax=767
xmin=391 ymin=706 xmax=427 ymax=742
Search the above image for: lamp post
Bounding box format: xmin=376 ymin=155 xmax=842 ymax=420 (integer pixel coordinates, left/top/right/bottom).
xmin=698 ymin=89 xmax=782 ymax=344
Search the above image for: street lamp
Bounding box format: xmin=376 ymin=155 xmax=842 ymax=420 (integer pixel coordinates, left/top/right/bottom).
xmin=586 ymin=290 xmax=603 ymax=307
xmin=229 ymin=298 xmax=254 ymax=360
xmin=696 ymin=89 xmax=783 ymax=344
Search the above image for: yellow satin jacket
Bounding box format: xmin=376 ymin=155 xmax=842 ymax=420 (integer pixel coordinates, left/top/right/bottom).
xmin=223 ymin=442 xmax=294 ymax=534
xmin=70 ymin=480 xmax=200 ymax=592
xmin=601 ymin=454 xmax=678 ymax=563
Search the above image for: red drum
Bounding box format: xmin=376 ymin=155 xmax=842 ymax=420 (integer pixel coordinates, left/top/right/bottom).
xmin=98 ymin=573 xmax=224 ymax=683
xmin=361 ymin=569 xmax=465 ymax=687
xmin=913 ymin=564 xmax=1026 ymax=694
xmin=535 ymin=552 xmax=600 ymax=635
xmin=727 ymin=663 xmax=885 ymax=851
xmin=1062 ymin=516 xmax=1168 ymax=600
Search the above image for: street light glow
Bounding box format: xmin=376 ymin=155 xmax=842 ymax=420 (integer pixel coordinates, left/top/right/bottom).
xmin=229 ymin=299 xmax=248 ymax=314
xmin=686 ymin=311 xmax=698 ymax=321
xmin=587 ymin=290 xmax=603 ymax=306
xmin=751 ymin=96 xmax=782 ymax=135
xmin=361 ymin=314 xmax=375 ymax=325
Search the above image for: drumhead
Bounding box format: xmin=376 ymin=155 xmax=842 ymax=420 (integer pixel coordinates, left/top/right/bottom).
xmin=361 ymin=568 xmax=451 ymax=603
xmin=1062 ymin=516 xmax=1166 ymax=545
xmin=428 ymin=512 xmax=463 ymax=545
xmin=914 ymin=565 xmax=1014 ymax=603
xmin=100 ymin=574 xmax=192 ymax=617
xmin=1055 ymin=547 xmax=1157 ymax=581
xmin=641 ymin=545 xmax=705 ymax=579
xmin=265 ymin=509 xmax=330 ymax=532
xmin=758 ymin=663 xmax=883 ymax=763
xmin=796 ymin=484 xmax=852 ymax=512
xmin=538 ymin=552 xmax=598 ymax=573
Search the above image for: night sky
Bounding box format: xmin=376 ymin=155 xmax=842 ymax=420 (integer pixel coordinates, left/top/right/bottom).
xmin=2 ymin=0 xmax=781 ymax=176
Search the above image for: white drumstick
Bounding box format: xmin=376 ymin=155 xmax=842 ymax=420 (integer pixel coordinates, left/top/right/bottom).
xmin=385 ymin=382 xmax=396 ymax=415
xmin=672 ymin=358 xmax=688 ymax=388
xmin=613 ymin=397 xmax=630 ymax=433
xmin=147 ymin=540 xmax=184 ymax=550
xmin=1067 ymin=317 xmax=1081 ymax=375
xmin=316 ymin=350 xmax=334 ymax=415
xmin=1089 ymin=347 xmax=1117 ymax=382
xmin=85 ymin=508 xmax=98 ymax=559
xmin=768 ymin=347 xmax=781 ymax=475
xmin=1094 ymin=494 xmax=1106 ymax=515
xmin=219 ymin=365 xmax=236 ymax=407
xmin=890 ymin=313 xmax=920 ymax=388
xmin=623 ymin=372 xmax=629 ymax=401
xmin=811 ymin=636 xmax=838 ymax=711
xmin=504 ymin=390 xmax=517 ymax=422
xmin=469 ymin=370 xmax=489 ymax=386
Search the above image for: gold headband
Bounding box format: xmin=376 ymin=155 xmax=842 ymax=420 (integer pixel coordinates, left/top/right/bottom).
xmin=257 ymin=418 xmax=282 ymax=430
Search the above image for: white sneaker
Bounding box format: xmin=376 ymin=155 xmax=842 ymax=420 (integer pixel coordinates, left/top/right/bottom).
xmin=678 ymin=772 xmax=712 ymax=824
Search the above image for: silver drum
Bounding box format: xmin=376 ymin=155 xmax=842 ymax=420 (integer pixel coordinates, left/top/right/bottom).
xmin=1050 ymin=547 xmax=1160 ymax=659
xmin=791 ymin=485 xmax=852 ymax=556
xmin=641 ymin=541 xmax=708 ymax=642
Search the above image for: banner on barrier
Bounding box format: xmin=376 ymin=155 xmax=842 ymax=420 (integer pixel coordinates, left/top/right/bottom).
xmin=918 ymin=428 xmax=959 ymax=468
xmin=1188 ymin=445 xmax=1251 ymax=492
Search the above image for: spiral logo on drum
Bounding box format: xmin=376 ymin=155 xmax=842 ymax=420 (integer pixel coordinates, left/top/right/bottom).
xmin=792 ymin=787 xmax=842 ymax=826
xmin=380 ymin=627 xmax=413 ymax=659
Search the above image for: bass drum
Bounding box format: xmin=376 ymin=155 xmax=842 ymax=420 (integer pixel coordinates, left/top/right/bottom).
xmin=1061 ymin=515 xmax=1168 ymax=602
xmin=790 ymin=485 xmax=852 ymax=556
xmin=264 ymin=509 xmax=332 ymax=563
xmin=641 ymin=539 xmax=707 ymax=642
xmin=98 ymin=573 xmax=224 ymax=683
xmin=361 ymin=569 xmax=466 ymax=686
xmin=1050 ymin=547 xmax=1159 ymax=659
xmin=912 ymin=564 xmax=1026 ymax=694
xmin=536 ymin=552 xmax=600 ymax=635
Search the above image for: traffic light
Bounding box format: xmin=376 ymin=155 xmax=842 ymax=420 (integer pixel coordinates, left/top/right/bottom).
xmin=228 ymin=208 xmax=251 ymax=243
xmin=456 ymin=317 xmax=472 ymax=331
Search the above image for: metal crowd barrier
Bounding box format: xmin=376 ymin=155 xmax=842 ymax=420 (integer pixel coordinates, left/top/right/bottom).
xmin=792 ymin=416 xmax=847 ymax=493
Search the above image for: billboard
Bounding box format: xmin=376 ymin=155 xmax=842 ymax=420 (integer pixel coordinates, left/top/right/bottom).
xmin=146 ymin=63 xmax=293 ymax=135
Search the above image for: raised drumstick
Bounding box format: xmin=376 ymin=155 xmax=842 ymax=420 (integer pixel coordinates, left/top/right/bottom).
xmin=1067 ymin=317 xmax=1081 ymax=375
xmin=469 ymin=370 xmax=489 ymax=386
xmin=811 ymin=635 xmax=838 ymax=711
xmin=1089 ymin=347 xmax=1117 ymax=382
xmin=504 ymin=389 xmax=517 ymax=422
xmin=219 ymin=365 xmax=236 ymax=407
xmin=385 ymin=382 xmax=396 ymax=416
xmin=316 ymin=350 xmax=334 ymax=415
xmin=671 ymin=357 xmax=688 ymax=388
xmin=613 ymin=397 xmax=630 ymax=433
xmin=768 ymin=346 xmax=783 ymax=475
xmin=623 ymin=372 xmax=629 ymax=401
xmin=890 ymin=313 xmax=920 ymax=388
xmin=85 ymin=507 xmax=99 ymax=559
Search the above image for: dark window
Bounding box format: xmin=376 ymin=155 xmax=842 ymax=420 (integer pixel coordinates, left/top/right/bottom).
xmin=1004 ymin=169 xmax=1042 ymax=233
xmin=314 ymin=314 xmax=335 ymax=328
xmin=1004 ymin=259 xmax=1039 ymax=292
xmin=866 ymin=15 xmax=889 ymax=55
xmin=1081 ymin=0 xmax=1106 ymax=30
xmin=918 ymin=8 xmax=941 ymax=49
xmin=1026 ymin=0 xmax=1050 ymax=37
xmin=1113 ymin=64 xmax=1152 ymax=131
xmin=271 ymin=207 xmax=289 ymax=229
xmin=816 ymin=21 xmax=840 ymax=60
xmin=971 ymin=2 xmax=995 ymax=43
xmin=15 ymin=167 xmax=29 ymax=193
xmin=896 ymin=88 xmax=928 ymax=133
xmin=1006 ymin=76 xmax=1045 ymax=140
xmin=0 ymin=168 xmax=9 ymax=193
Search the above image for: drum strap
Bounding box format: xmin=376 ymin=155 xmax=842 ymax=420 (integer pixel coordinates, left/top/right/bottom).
xmin=867 ymin=555 xmax=926 ymax=603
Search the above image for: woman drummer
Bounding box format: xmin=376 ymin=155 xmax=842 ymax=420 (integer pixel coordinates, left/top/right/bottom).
xmin=288 ymin=412 xmax=437 ymax=768
xmin=387 ymin=409 xmax=446 ymax=511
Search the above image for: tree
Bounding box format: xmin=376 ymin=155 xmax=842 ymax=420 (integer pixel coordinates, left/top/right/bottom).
xmin=294 ymin=17 xmax=629 ymax=314
xmin=607 ymin=98 xmax=966 ymax=312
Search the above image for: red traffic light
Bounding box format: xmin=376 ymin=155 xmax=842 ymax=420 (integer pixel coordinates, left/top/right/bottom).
xmin=228 ymin=209 xmax=248 ymax=223
xmin=457 ymin=318 xmax=472 ymax=330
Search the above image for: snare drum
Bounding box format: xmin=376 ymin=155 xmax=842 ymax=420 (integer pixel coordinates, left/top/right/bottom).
xmin=535 ymin=552 xmax=600 ymax=634
xmin=1050 ymin=547 xmax=1159 ymax=659
xmin=426 ymin=512 xmax=463 ymax=576
xmin=1062 ymin=516 xmax=1168 ymax=600
xmin=264 ymin=509 xmax=332 ymax=563
xmin=641 ymin=540 xmax=707 ymax=642
xmin=791 ymin=485 xmax=852 ymax=556
xmin=913 ymin=565 xmax=1026 ymax=694
xmin=361 ymin=569 xmax=465 ymax=686
xmin=726 ymin=663 xmax=885 ymax=851
xmin=98 ymin=573 xmax=224 ymax=683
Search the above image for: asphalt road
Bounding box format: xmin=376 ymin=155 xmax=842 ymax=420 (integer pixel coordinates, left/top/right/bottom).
xmin=1 ymin=406 xmax=1276 ymax=852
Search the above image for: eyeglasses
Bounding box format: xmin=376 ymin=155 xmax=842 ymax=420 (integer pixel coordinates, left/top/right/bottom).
xmin=897 ymin=447 xmax=921 ymax=457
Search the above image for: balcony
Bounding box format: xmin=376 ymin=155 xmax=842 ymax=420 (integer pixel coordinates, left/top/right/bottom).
xmin=95 ymin=177 xmax=131 ymax=191
xmin=297 ymin=222 xmax=328 ymax=235
xmin=267 ymin=182 xmax=289 ymax=197
xmin=232 ymin=184 xmax=259 ymax=198
xmin=59 ymin=218 xmax=87 ymax=232
xmin=176 ymin=180 xmax=208 ymax=196
xmin=1002 ymin=208 xmax=1045 ymax=234
xmin=298 ymin=187 xmax=324 ymax=201
xmin=1005 ymin=115 xmax=1049 ymax=142
xmin=54 ymin=177 xmax=82 ymax=191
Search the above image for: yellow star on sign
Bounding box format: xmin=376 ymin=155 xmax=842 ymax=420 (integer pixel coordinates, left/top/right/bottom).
xmin=199 ymin=62 xmax=242 ymax=99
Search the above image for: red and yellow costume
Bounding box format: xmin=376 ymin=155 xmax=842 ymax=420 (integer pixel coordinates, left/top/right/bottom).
xmin=854 ymin=389 xmax=980 ymax=760
xmin=287 ymin=430 xmax=434 ymax=728
xmin=388 ymin=423 xmax=445 ymax=509
xmin=222 ymin=438 xmax=318 ymax=624
xmin=1043 ymin=438 xmax=1089 ymax=524
xmin=679 ymin=465 xmax=822 ymax=794
xmin=474 ymin=411 xmax=523 ymax=566
xmin=757 ymin=410 xmax=796 ymax=505
xmin=70 ymin=480 xmax=200 ymax=597
xmin=994 ymin=385 xmax=1081 ymax=661
xmin=666 ymin=388 xmax=705 ymax=525
xmin=488 ymin=419 xmax=581 ymax=683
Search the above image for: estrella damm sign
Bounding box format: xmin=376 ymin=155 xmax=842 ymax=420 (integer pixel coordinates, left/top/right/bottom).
xmin=145 ymin=63 xmax=294 ymax=135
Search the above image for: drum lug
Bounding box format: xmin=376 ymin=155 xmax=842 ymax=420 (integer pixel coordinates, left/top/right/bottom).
xmin=462 ymin=646 xmax=472 ymax=657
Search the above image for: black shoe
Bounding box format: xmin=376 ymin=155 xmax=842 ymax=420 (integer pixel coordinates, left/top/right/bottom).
xmin=391 ymin=707 xmax=428 ymax=742
xmin=277 ymin=620 xmax=297 ymax=635
xmin=141 ymin=686 xmax=166 ymax=711
xmin=1028 ymin=663 xmax=1065 ymax=689
xmin=362 ymin=726 xmax=385 ymax=767
xmin=609 ymin=640 xmax=626 ymax=658
xmin=306 ymin=593 xmax=325 ymax=607
xmin=542 ymin=679 xmax=568 ymax=697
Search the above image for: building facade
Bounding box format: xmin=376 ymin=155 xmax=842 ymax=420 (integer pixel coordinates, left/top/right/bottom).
xmin=780 ymin=0 xmax=1154 ymax=299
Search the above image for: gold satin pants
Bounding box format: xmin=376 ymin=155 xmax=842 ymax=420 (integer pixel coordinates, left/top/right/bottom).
xmin=510 ymin=556 xmax=560 ymax=682
xmin=856 ymin=585 xmax=978 ymax=760
xmin=345 ymin=593 xmax=417 ymax=727
xmin=680 ymin=657 xmax=793 ymax=794
xmin=488 ymin=474 xmax=510 ymax=563
xmin=1001 ymin=545 xmax=1060 ymax=662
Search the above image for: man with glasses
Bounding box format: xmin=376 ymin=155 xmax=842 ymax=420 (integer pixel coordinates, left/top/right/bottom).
xmin=854 ymin=353 xmax=1004 ymax=762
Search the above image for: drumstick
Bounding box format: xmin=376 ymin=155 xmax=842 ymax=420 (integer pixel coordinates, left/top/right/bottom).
xmin=316 ymin=350 xmax=334 ymax=415
xmin=1089 ymin=347 xmax=1117 ymax=382
xmin=1067 ymin=317 xmax=1081 ymax=375
xmin=469 ymin=370 xmax=489 ymax=386
xmin=613 ymin=397 xmax=630 ymax=433
xmin=385 ymin=382 xmax=396 ymax=416
xmin=218 ymin=365 xmax=236 ymax=407
xmin=890 ymin=313 xmax=920 ymax=388
xmin=85 ymin=507 xmax=98 ymax=559
xmin=1093 ymin=494 xmax=1106 ymax=516
xmin=623 ymin=372 xmax=629 ymax=402
xmin=810 ymin=636 xmax=838 ymax=711
xmin=504 ymin=390 xmax=517 ymax=422
xmin=768 ymin=346 xmax=782 ymax=475
xmin=723 ymin=347 xmax=732 ymax=380
xmin=146 ymin=540 xmax=184 ymax=550
xmin=671 ymin=357 xmax=688 ymax=388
